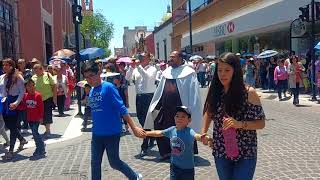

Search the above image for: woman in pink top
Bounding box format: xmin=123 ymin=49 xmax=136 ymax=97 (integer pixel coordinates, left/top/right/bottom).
xmin=288 ymin=56 xmax=305 ymax=105
xmin=274 ymin=59 xmax=288 ymax=101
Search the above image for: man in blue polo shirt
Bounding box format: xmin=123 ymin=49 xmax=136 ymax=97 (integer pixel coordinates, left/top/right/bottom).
xmin=82 ymin=61 xmax=145 ymax=180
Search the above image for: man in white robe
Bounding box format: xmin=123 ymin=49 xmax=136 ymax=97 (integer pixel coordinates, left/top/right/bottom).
xmin=144 ymin=50 xmax=203 ymax=160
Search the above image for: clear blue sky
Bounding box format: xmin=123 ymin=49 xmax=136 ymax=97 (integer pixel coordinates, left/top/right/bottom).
xmin=94 ymin=0 xmax=172 ymax=55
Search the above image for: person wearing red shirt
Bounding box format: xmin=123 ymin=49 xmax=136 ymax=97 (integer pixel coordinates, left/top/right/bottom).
xmin=24 ymin=79 xmax=46 ymax=156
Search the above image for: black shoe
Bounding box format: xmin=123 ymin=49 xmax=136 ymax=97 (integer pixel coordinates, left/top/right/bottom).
xmin=139 ymin=149 xmax=148 ymax=158
xmin=158 ymin=154 xmax=171 ymax=161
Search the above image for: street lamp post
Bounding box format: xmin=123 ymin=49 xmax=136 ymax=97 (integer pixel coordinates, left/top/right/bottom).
xmin=310 ymin=0 xmax=317 ymax=101
xmin=188 ymin=0 xmax=193 ymax=55
xmin=298 ymin=0 xmax=318 ymax=101
xmin=72 ymin=0 xmax=83 ymax=116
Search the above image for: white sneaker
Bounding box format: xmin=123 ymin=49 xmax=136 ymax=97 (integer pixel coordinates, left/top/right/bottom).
xmin=137 ymin=173 xmax=143 ymax=180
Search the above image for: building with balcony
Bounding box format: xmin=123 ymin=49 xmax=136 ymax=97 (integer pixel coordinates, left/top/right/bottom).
xmin=18 ymin=0 xmax=73 ymax=64
xmin=172 ymin=0 xmax=317 ymax=57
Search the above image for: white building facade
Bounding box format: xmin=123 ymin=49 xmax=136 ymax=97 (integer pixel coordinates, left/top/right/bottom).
xmin=154 ymin=18 xmax=173 ymax=61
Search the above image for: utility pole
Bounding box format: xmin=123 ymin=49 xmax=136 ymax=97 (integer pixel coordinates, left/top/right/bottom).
xmin=310 ymin=0 xmax=317 ymax=101
xmin=188 ymin=0 xmax=193 ymax=55
xmin=298 ymin=0 xmax=318 ymax=101
xmin=73 ymin=0 xmax=83 ymax=116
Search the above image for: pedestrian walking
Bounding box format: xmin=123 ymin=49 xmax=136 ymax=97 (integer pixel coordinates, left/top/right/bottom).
xmin=0 ymin=58 xmax=28 ymax=160
xmin=32 ymin=64 xmax=57 ymax=138
xmin=267 ymin=57 xmax=277 ymax=91
xmin=145 ymin=50 xmax=203 ymax=160
xmin=145 ymin=106 xmax=211 ymax=180
xmin=125 ymin=52 xmax=157 ymax=157
xmin=81 ymin=84 xmax=91 ymax=131
xmin=17 ymin=58 xmax=32 ymax=133
xmin=113 ymin=74 xmax=129 ymax=132
xmin=0 ymin=112 xmax=9 ymax=147
xmin=196 ymin=59 xmax=207 ymax=88
xmin=201 ymin=52 xmax=265 ymax=180
xmin=245 ymin=58 xmax=256 ymax=87
xmin=24 ymin=78 xmax=46 ymax=156
xmin=82 ymin=60 xmax=145 ymax=180
xmin=53 ymin=64 xmax=68 ymax=116
xmin=274 ymin=59 xmax=288 ymax=101
xmin=288 ymin=56 xmax=305 ymax=105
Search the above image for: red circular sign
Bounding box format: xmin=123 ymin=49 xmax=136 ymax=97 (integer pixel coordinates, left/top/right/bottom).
xmin=227 ymin=22 xmax=235 ymax=33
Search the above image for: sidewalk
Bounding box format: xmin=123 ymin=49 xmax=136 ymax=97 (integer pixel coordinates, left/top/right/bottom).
xmin=0 ymin=103 xmax=83 ymax=157
xmin=256 ymin=88 xmax=320 ymax=107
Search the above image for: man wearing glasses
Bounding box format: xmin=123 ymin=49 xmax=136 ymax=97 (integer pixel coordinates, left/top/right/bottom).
xmin=82 ymin=61 xmax=145 ymax=180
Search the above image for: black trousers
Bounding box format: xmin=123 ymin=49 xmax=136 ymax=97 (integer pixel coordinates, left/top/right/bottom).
xmin=57 ymin=95 xmax=66 ymax=115
xmin=4 ymin=115 xmax=25 ymax=151
xmin=136 ymin=93 xmax=154 ymax=151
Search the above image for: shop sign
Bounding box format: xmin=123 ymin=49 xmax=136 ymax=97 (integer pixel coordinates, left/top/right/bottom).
xmin=291 ymin=19 xmax=306 ymax=37
xmin=213 ymin=21 xmax=235 ymax=38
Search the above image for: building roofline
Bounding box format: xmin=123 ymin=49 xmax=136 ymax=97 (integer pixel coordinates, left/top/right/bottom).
xmin=153 ymin=17 xmax=172 ymax=34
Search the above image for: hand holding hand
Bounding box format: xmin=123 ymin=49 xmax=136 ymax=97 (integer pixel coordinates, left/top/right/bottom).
xmin=132 ymin=127 xmax=146 ymax=138
xmin=200 ymin=134 xmax=214 ymax=148
xmin=222 ymin=116 xmax=242 ymax=130
xmin=9 ymin=103 xmax=18 ymax=110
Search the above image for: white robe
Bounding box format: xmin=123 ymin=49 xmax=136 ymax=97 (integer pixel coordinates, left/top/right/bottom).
xmin=144 ymin=64 xmax=203 ymax=132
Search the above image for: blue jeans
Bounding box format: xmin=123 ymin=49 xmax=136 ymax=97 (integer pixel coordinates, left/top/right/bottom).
xmin=214 ymin=157 xmax=257 ymax=180
xmin=91 ymin=134 xmax=138 ymax=180
xmin=29 ymin=122 xmax=45 ymax=152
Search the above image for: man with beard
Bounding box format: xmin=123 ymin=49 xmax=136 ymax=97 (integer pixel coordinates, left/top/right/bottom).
xmin=144 ymin=50 xmax=202 ymax=160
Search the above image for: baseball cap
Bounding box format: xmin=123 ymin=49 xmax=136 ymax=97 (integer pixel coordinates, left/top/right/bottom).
xmin=176 ymin=106 xmax=191 ymax=118
xmin=236 ymin=53 xmax=241 ymax=56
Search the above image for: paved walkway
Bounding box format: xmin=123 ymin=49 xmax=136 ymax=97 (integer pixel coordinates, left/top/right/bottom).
xmin=0 ymin=94 xmax=319 ymax=179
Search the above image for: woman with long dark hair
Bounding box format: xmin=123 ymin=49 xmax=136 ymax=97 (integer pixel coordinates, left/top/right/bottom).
xmin=0 ymin=58 xmax=27 ymax=160
xmin=201 ymin=53 xmax=265 ymax=180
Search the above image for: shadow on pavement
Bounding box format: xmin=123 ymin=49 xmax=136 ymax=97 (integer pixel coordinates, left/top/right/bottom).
xmin=53 ymin=114 xmax=72 ymax=117
xmin=0 ymin=153 xmax=29 ymax=163
xmin=42 ymin=133 xmax=62 ymax=140
xmin=29 ymin=154 xmax=46 ymax=161
xmin=295 ymin=104 xmax=312 ymax=107
xmin=194 ymin=156 xmax=211 ymax=167
xmin=265 ymin=96 xmax=277 ymax=100
xmin=134 ymin=149 xmax=170 ymax=163
xmin=262 ymin=90 xmax=276 ymax=93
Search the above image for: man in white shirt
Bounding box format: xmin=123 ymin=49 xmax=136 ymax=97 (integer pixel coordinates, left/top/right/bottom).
xmin=126 ymin=52 xmax=157 ymax=157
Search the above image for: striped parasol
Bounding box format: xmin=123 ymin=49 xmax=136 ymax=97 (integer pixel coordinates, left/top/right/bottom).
xmin=257 ymin=50 xmax=278 ymax=59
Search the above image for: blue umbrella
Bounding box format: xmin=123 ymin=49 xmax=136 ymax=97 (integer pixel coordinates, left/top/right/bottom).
xmin=314 ymin=42 xmax=320 ymax=49
xmin=257 ymin=50 xmax=278 ymax=59
xmin=80 ymin=47 xmax=106 ymax=61
xmin=242 ymin=52 xmax=253 ymax=57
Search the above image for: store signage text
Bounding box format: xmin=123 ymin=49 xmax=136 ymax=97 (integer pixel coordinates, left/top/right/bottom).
xmin=213 ymin=21 xmax=235 ymax=38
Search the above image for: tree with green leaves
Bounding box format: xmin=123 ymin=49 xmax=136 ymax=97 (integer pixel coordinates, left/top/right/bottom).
xmin=80 ymin=10 xmax=114 ymax=57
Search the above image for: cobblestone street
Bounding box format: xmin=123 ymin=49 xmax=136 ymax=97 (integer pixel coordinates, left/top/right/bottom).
xmin=0 ymin=87 xmax=319 ymax=180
